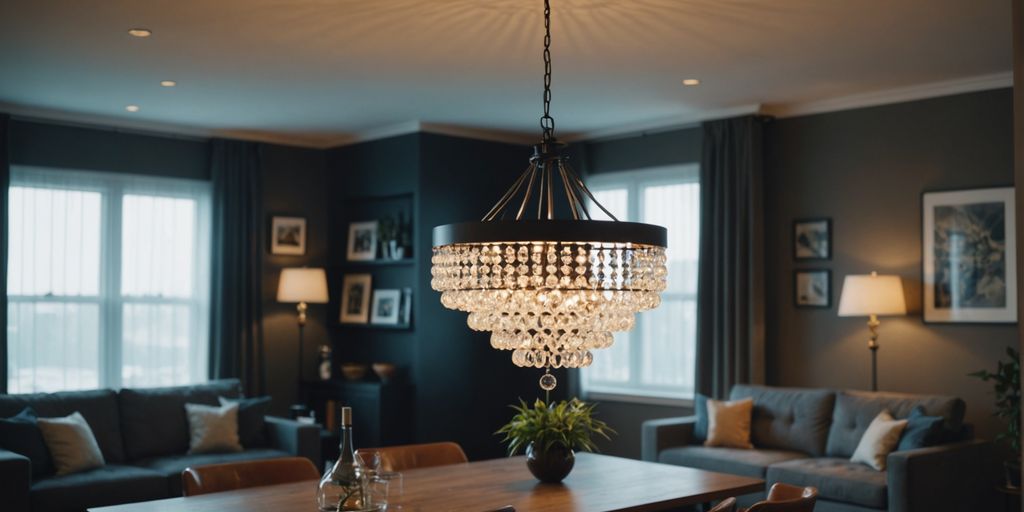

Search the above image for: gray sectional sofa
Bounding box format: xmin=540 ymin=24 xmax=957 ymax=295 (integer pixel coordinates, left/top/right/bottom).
xmin=642 ymin=385 xmax=994 ymax=512
xmin=0 ymin=379 xmax=320 ymax=512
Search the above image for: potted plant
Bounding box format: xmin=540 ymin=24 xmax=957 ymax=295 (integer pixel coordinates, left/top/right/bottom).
xmin=495 ymin=398 xmax=615 ymax=483
xmin=970 ymin=346 xmax=1021 ymax=488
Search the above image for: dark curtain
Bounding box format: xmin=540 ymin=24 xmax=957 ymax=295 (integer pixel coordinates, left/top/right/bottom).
xmin=695 ymin=115 xmax=768 ymax=399
xmin=0 ymin=114 xmax=9 ymax=393
xmin=209 ymin=139 xmax=265 ymax=396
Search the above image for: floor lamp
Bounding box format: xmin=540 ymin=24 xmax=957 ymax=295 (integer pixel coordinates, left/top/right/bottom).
xmin=277 ymin=268 xmax=329 ymax=416
xmin=837 ymin=271 xmax=906 ymax=392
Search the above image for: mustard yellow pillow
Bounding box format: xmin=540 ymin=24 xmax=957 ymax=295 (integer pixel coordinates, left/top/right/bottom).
xmin=704 ymin=398 xmax=754 ymax=449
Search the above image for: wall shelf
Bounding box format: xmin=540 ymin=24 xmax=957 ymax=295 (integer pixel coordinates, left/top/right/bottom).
xmin=339 ymin=323 xmax=412 ymax=331
xmin=340 ymin=258 xmax=414 ymax=268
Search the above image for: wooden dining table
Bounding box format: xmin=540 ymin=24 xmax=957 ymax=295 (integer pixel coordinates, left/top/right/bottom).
xmin=90 ymin=453 xmax=764 ymax=512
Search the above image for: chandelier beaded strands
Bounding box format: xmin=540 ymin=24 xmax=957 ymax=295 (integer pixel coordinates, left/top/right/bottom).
xmin=430 ymin=0 xmax=668 ymax=391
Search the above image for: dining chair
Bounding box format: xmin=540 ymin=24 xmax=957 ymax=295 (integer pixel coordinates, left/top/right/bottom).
xmin=181 ymin=457 xmax=320 ymax=497
xmin=744 ymin=483 xmax=818 ymax=512
xmin=709 ymin=497 xmax=737 ymax=512
xmin=482 ymin=507 xmax=515 ymax=512
xmin=358 ymin=441 xmax=468 ymax=472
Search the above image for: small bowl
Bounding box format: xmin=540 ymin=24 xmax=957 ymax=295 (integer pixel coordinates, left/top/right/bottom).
xmin=372 ymin=363 xmax=397 ymax=382
xmin=341 ymin=363 xmax=368 ymax=381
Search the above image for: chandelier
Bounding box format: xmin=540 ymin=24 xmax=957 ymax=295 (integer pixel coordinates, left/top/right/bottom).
xmin=430 ymin=0 xmax=668 ymax=391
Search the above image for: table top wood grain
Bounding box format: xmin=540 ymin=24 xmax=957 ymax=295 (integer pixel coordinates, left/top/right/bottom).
xmin=90 ymin=453 xmax=764 ymax=512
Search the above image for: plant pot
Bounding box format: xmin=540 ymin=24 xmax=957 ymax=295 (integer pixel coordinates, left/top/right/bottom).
xmin=1005 ymin=459 xmax=1021 ymax=489
xmin=526 ymin=442 xmax=575 ymax=483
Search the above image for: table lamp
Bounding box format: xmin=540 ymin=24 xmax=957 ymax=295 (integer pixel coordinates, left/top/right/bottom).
xmin=277 ymin=268 xmax=329 ymax=408
xmin=837 ymin=271 xmax=906 ymax=392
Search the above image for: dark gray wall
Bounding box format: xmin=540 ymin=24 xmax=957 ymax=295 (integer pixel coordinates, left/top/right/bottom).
xmin=764 ymin=88 xmax=1015 ymax=442
xmin=261 ymin=144 xmax=330 ymax=416
xmin=1012 ymin=0 xmax=1023 ymax=475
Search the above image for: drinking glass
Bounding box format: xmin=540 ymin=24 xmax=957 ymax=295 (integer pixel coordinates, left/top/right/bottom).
xmin=377 ymin=471 xmax=404 ymax=510
xmin=355 ymin=450 xmax=382 ymax=478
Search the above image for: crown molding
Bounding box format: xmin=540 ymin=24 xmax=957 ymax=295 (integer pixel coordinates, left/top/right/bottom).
xmin=764 ymin=71 xmax=1013 ymax=118
xmin=565 ymin=104 xmax=763 ymax=143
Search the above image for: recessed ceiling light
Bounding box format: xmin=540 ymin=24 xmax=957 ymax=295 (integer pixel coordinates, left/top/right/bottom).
xmin=125 ymin=105 xmax=140 ymax=112
xmin=160 ymin=80 xmax=177 ymax=87
xmin=128 ymin=28 xmax=152 ymax=38
xmin=682 ymin=78 xmax=700 ymax=86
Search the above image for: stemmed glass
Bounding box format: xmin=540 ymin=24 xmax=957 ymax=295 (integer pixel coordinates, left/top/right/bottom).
xmin=355 ymin=450 xmax=383 ymax=509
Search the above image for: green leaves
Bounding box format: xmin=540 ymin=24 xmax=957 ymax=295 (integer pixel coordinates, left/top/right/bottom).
xmin=969 ymin=346 xmax=1021 ymax=454
xmin=495 ymin=398 xmax=616 ymax=457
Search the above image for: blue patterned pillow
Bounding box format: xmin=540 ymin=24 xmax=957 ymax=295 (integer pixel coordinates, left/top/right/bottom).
xmin=0 ymin=407 xmax=54 ymax=479
xmin=897 ymin=406 xmax=944 ymax=451
xmin=694 ymin=394 xmax=709 ymax=443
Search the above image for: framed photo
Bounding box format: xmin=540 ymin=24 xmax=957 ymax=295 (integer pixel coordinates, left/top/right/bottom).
xmin=340 ymin=274 xmax=373 ymax=324
xmin=398 ymin=288 xmax=413 ymax=326
xmin=347 ymin=221 xmax=379 ymax=261
xmin=270 ymin=216 xmax=306 ymax=255
xmin=794 ymin=269 xmax=830 ymax=308
xmin=923 ymin=187 xmax=1017 ymax=323
xmin=794 ymin=218 xmax=831 ymax=260
xmin=370 ymin=289 xmax=402 ymax=325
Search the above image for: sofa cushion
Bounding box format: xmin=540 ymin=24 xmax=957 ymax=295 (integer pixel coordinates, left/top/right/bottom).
xmin=693 ymin=394 xmax=709 ymax=443
xmin=37 ymin=411 xmax=106 ymax=476
xmin=0 ymin=406 xmax=53 ymax=479
xmin=220 ymin=395 xmax=272 ymax=448
xmin=135 ymin=448 xmax=291 ymax=495
xmin=30 ymin=464 xmax=168 ymax=512
xmin=118 ymin=379 xmax=242 ymax=461
xmin=766 ymin=457 xmax=888 ymax=509
xmin=897 ymin=406 xmax=945 ymax=451
xmin=0 ymin=389 xmax=126 ymax=464
xmin=658 ymin=446 xmax=808 ymax=478
xmin=729 ymin=384 xmax=836 ymax=456
xmin=826 ymin=390 xmax=965 ymax=458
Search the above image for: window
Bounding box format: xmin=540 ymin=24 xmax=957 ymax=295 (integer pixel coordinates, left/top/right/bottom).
xmin=7 ymin=167 xmax=212 ymax=393
xmin=581 ymin=165 xmax=700 ymax=403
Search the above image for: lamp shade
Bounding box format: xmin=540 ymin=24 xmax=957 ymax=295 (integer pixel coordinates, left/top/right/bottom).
xmin=277 ymin=268 xmax=329 ymax=303
xmin=837 ymin=272 xmax=906 ymax=317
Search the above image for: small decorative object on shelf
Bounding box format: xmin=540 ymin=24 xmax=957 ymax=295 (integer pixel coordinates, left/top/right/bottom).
xmin=496 ymin=398 xmax=614 ymax=483
xmin=970 ymin=346 xmax=1021 ymax=489
xmin=318 ymin=407 xmax=374 ymax=511
xmin=372 ymin=363 xmax=397 ymax=383
xmin=319 ymin=345 xmax=333 ymax=381
xmin=341 ymin=363 xmax=368 ymax=382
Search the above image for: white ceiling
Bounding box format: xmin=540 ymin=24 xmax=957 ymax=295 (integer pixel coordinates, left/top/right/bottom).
xmin=0 ymin=0 xmax=1013 ymax=147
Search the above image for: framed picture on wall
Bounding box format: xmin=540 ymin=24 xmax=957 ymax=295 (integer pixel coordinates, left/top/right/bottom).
xmin=340 ymin=274 xmax=373 ymax=324
xmin=922 ymin=187 xmax=1017 ymax=323
xmin=346 ymin=221 xmax=379 ymax=261
xmin=794 ymin=269 xmax=830 ymax=308
xmin=270 ymin=216 xmax=306 ymax=255
xmin=793 ymin=218 xmax=831 ymax=260
xmin=370 ymin=289 xmax=402 ymax=325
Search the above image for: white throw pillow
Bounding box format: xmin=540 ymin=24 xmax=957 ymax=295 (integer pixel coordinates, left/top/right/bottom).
xmin=37 ymin=411 xmax=105 ymax=476
xmin=851 ymin=410 xmax=908 ymax=471
xmin=185 ymin=402 xmax=243 ymax=455
xmin=704 ymin=398 xmax=754 ymax=449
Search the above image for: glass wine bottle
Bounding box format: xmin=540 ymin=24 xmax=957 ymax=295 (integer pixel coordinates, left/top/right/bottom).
xmin=317 ymin=406 xmax=366 ymax=511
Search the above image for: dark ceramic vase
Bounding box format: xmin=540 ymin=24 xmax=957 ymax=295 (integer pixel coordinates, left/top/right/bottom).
xmin=526 ymin=442 xmax=575 ymax=483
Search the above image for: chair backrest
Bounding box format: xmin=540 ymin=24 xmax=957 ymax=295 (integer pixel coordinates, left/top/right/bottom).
xmin=181 ymin=457 xmax=319 ymax=497
xmin=746 ymin=483 xmax=818 ymax=512
xmin=359 ymin=442 xmax=468 ymax=472
xmin=709 ymin=497 xmax=737 ymax=512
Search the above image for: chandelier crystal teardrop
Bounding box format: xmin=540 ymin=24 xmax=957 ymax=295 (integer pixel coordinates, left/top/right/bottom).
xmin=430 ymin=0 xmax=668 ymax=390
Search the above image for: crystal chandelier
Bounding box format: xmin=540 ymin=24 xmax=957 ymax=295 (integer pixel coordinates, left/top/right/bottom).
xmin=430 ymin=0 xmax=668 ymax=391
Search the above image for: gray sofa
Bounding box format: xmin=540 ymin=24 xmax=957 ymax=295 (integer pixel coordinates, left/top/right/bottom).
xmin=0 ymin=379 xmax=321 ymax=512
xmin=642 ymin=385 xmax=994 ymax=512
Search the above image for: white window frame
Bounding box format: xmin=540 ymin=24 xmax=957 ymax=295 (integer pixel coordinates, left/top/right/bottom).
xmin=581 ymin=164 xmax=699 ymax=406
xmin=8 ymin=166 xmax=212 ymax=390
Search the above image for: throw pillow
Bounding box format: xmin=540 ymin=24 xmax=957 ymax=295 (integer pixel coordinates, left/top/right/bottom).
xmin=0 ymin=407 xmax=54 ymax=479
xmin=185 ymin=402 xmax=243 ymax=454
xmin=704 ymin=398 xmax=754 ymax=449
xmin=693 ymin=394 xmax=709 ymax=443
xmin=850 ymin=410 xmax=908 ymax=471
xmin=37 ymin=411 xmax=105 ymax=476
xmin=219 ymin=396 xmax=272 ymax=448
xmin=897 ymin=406 xmax=944 ymax=451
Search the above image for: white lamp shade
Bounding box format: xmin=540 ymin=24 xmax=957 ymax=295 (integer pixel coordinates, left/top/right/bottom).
xmin=837 ymin=272 xmax=907 ymax=317
xmin=277 ymin=268 xmax=329 ymax=303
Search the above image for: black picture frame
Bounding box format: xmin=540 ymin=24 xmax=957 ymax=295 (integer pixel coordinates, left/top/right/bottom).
xmin=793 ymin=218 xmax=832 ymax=261
xmin=794 ymin=269 xmax=831 ymax=308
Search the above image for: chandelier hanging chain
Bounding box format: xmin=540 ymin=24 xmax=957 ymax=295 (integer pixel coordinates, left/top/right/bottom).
xmin=540 ymin=0 xmax=555 ymax=142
